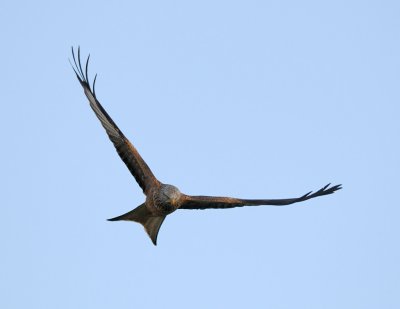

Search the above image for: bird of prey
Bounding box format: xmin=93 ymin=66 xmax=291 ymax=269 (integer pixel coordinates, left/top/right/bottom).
xmin=70 ymin=47 xmax=341 ymax=245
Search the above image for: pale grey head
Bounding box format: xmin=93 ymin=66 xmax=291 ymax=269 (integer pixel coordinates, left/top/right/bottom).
xmin=153 ymin=184 xmax=182 ymax=213
xmin=160 ymin=184 xmax=181 ymax=203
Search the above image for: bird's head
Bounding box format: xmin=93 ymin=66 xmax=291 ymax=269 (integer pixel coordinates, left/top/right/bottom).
xmin=160 ymin=184 xmax=182 ymax=206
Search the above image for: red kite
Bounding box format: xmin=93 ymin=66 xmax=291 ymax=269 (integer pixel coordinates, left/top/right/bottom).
xmin=71 ymin=47 xmax=341 ymax=245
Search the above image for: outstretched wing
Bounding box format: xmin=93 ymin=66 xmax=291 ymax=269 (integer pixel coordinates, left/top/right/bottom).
xmin=180 ymin=183 xmax=341 ymax=209
xmin=70 ymin=47 xmax=160 ymax=195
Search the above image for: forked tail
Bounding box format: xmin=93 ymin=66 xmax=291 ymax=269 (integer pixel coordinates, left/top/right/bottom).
xmin=108 ymin=203 xmax=166 ymax=246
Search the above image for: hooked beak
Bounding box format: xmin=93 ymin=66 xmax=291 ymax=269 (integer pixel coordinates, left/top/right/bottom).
xmin=170 ymin=196 xmax=181 ymax=207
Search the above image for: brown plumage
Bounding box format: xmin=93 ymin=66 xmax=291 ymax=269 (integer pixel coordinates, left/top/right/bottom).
xmin=71 ymin=47 xmax=342 ymax=245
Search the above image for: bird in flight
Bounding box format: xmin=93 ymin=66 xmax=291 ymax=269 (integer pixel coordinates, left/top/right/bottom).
xmin=70 ymin=47 xmax=341 ymax=245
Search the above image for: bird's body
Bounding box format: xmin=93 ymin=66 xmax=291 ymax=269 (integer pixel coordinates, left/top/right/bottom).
xmin=71 ymin=47 xmax=341 ymax=245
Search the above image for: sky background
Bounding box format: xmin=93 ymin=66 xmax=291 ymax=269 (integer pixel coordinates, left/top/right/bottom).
xmin=1 ymin=1 xmax=399 ymax=308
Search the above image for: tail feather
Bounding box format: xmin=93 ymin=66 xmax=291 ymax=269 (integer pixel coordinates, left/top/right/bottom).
xmin=143 ymin=216 xmax=165 ymax=246
xmin=108 ymin=203 xmax=166 ymax=245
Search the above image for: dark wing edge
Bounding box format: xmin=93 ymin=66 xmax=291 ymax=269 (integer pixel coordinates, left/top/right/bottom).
xmin=70 ymin=46 xmax=160 ymax=195
xmin=180 ymin=183 xmax=342 ymax=209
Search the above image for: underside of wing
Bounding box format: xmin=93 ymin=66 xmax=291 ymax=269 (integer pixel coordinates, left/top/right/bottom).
xmin=71 ymin=47 xmax=160 ymax=195
xmin=180 ymin=183 xmax=342 ymax=209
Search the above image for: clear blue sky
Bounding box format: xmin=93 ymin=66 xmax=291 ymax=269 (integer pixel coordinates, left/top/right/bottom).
xmin=1 ymin=1 xmax=399 ymax=308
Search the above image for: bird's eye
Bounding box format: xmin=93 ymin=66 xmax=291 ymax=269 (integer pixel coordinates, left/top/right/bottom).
xmin=162 ymin=192 xmax=169 ymax=199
